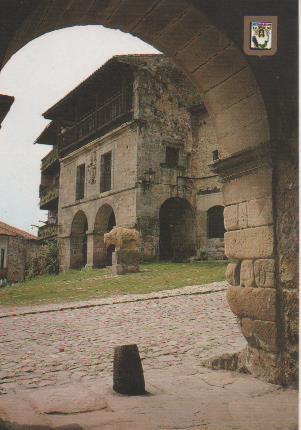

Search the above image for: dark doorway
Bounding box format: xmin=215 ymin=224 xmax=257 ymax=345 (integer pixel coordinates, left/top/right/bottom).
xmin=93 ymin=204 xmax=116 ymax=267
xmin=159 ymin=197 xmax=196 ymax=261
xmin=207 ymin=206 xmax=225 ymax=238
xmin=70 ymin=210 xmax=89 ymax=269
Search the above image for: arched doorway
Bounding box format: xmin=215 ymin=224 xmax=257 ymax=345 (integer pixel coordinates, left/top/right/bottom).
xmin=70 ymin=210 xmax=88 ymax=269
xmin=207 ymin=206 xmax=225 ymax=239
xmin=93 ymin=204 xmax=116 ymax=267
xmin=159 ymin=197 xmax=195 ymax=261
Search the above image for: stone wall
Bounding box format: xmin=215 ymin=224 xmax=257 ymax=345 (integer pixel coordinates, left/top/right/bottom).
xmin=6 ymin=237 xmax=39 ymax=283
xmin=275 ymin=130 xmax=298 ymax=386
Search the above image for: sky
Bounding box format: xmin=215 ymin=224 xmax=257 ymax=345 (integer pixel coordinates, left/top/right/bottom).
xmin=0 ymin=26 xmax=158 ymax=235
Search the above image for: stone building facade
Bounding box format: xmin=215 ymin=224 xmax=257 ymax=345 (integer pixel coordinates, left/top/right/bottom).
xmin=0 ymin=221 xmax=38 ymax=283
xmin=36 ymin=54 xmax=225 ymax=270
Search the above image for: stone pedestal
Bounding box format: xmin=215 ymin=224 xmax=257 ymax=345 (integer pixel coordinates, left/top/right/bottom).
xmin=111 ymin=250 xmax=140 ymax=275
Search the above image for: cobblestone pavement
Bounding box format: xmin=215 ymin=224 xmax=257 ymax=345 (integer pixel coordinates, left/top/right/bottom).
xmin=0 ymin=282 xmax=246 ymax=395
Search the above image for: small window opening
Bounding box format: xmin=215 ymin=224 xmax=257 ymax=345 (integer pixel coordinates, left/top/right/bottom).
xmin=76 ymin=164 xmax=85 ymax=200
xmin=166 ymin=146 xmax=179 ymax=168
xmin=100 ymin=152 xmax=112 ymax=192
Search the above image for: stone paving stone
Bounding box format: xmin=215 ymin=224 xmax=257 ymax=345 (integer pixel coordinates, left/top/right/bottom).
xmin=0 ymin=282 xmax=246 ymax=395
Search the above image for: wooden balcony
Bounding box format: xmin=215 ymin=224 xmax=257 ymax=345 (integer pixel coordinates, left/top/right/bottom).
xmin=38 ymin=223 xmax=58 ymax=240
xmin=39 ymin=184 xmax=59 ymax=209
xmin=41 ymin=146 xmax=59 ymax=172
xmin=58 ymin=88 xmax=133 ymax=155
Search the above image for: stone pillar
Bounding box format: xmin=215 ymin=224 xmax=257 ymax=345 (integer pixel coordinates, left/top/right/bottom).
xmin=86 ymin=232 xmax=94 ymax=269
xmin=212 ymin=149 xmax=280 ymax=383
xmin=111 ymin=250 xmax=140 ymax=275
xmin=58 ymin=236 xmax=71 ymax=272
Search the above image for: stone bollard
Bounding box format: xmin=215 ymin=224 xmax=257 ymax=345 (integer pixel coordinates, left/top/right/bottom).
xmin=113 ymin=344 xmax=145 ymax=395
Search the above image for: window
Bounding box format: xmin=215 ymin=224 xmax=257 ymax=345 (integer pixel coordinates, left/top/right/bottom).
xmin=207 ymin=206 xmax=225 ymax=238
xmin=76 ymin=164 xmax=85 ymax=200
xmin=212 ymin=150 xmax=219 ymax=161
xmin=165 ymin=146 xmax=179 ymax=168
xmin=0 ymin=248 xmax=5 ymax=269
xmin=100 ymin=152 xmax=112 ymax=192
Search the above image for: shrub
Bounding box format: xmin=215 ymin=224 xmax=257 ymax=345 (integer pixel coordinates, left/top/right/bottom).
xmin=26 ymin=239 xmax=59 ymax=279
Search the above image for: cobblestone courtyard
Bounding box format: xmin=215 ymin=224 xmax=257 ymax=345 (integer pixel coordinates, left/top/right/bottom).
xmin=0 ymin=282 xmax=246 ymax=395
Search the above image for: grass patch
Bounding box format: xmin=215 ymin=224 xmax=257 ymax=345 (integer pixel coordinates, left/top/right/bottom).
xmin=0 ymin=261 xmax=227 ymax=307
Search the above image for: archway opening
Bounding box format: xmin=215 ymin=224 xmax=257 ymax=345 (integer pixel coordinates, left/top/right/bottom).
xmin=94 ymin=204 xmax=116 ymax=267
xmin=207 ymin=206 xmax=225 ymax=239
xmin=159 ymin=197 xmax=196 ymax=262
xmin=70 ymin=210 xmax=88 ymax=269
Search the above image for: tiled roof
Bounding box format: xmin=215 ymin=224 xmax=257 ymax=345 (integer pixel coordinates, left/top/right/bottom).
xmin=0 ymin=220 xmax=37 ymax=240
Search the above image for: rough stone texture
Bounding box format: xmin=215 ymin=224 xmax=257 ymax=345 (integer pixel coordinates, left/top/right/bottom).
xmin=226 ymin=286 xmax=276 ymax=322
xmin=224 ymin=226 xmax=274 ymax=259
xmin=240 ymin=260 xmax=255 ymax=288
xmin=240 ymin=318 xmax=277 ymax=352
xmin=6 ymin=236 xmax=39 ymax=283
xmin=26 ymin=384 xmax=108 ymax=414
xmin=104 ymin=227 xmax=140 ymax=251
xmin=223 ymin=167 xmax=272 ymax=206
xmin=275 ymin=133 xmax=299 ymax=386
xmin=111 ymin=250 xmax=140 ymax=275
xmin=247 ymin=197 xmax=273 ymax=228
xmin=0 ymin=366 xmax=297 ymax=430
xmin=243 ymin=346 xmax=280 ymax=384
xmin=225 ymin=262 xmax=240 ymax=286
xmin=223 ymin=204 xmax=238 ymax=231
xmin=254 ymin=259 xmax=275 ymax=288
xmin=113 ymin=344 xmax=145 ymax=395
xmin=0 ymin=284 xmax=245 ymax=396
xmin=238 ymin=202 xmax=248 ymax=229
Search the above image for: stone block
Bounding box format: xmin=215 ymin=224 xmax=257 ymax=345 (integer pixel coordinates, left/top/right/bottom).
xmin=247 ymin=197 xmax=273 ymax=227
xmin=217 ymin=117 xmax=270 ymax=158
xmin=224 ymin=226 xmax=274 ymax=259
xmin=112 ymin=250 xmax=140 ymax=266
xmin=225 ymin=262 xmax=240 ymax=286
xmin=254 ymin=259 xmax=275 ymax=288
xmin=240 ymin=318 xmax=277 ymax=352
xmin=238 ymin=202 xmax=248 ymax=229
xmin=244 ymin=346 xmax=280 ymax=384
xmin=226 ymin=286 xmax=276 ymax=321
xmin=156 ymin=6 xmax=210 ymax=55
xmin=214 ymin=92 xmax=266 ymax=140
xmin=223 ymin=167 xmax=272 ymax=206
xmin=112 ymin=264 xmax=126 ymax=276
xmin=193 ymin=44 xmax=247 ymax=92
xmin=240 ymin=260 xmax=255 ymax=288
xmin=204 ymin=67 xmax=258 ymax=115
xmin=224 ymin=204 xmax=238 ymax=231
xmin=176 ymin=25 xmax=229 ymax=72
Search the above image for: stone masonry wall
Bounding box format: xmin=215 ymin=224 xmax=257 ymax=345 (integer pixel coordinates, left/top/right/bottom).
xmin=134 ymin=58 xmax=223 ymax=259
xmin=275 ymin=130 xmax=298 ymax=386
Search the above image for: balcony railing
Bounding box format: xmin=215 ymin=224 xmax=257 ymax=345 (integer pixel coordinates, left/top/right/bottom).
xmin=58 ymin=88 xmax=133 ymax=154
xmin=38 ymin=224 xmax=58 ymax=240
xmin=39 ymin=184 xmax=59 ymax=208
xmin=41 ymin=146 xmax=59 ymax=171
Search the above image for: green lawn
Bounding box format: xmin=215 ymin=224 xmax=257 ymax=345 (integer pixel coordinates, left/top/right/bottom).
xmin=0 ymin=261 xmax=227 ymax=307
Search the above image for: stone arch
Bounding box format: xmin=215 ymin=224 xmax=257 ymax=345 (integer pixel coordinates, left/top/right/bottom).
xmin=159 ymin=197 xmax=196 ymax=261
xmin=70 ymin=210 xmax=88 ymax=269
xmin=0 ymin=1 xmax=293 ymax=384
xmin=93 ymin=204 xmax=116 ymax=267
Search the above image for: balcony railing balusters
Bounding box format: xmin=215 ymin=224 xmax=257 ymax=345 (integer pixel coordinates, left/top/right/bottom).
xmin=58 ymin=88 xmax=132 ymax=154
